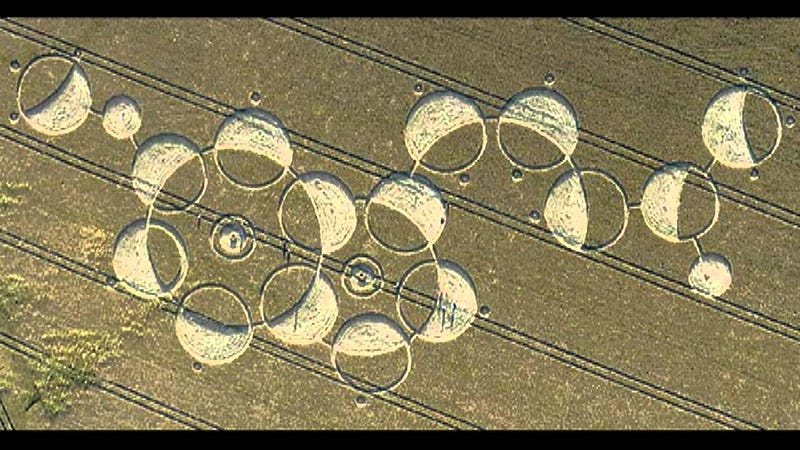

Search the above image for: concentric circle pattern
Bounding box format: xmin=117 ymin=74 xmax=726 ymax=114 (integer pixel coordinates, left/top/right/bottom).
xmin=11 ymin=48 xmax=775 ymax=404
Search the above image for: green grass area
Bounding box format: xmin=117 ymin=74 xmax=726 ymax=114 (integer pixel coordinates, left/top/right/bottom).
xmin=0 ymin=274 xmax=32 ymax=322
xmin=23 ymin=328 xmax=123 ymax=416
xmin=0 ymin=271 xmax=161 ymax=418
xmin=0 ymin=364 xmax=13 ymax=393
xmin=16 ymin=297 xmax=162 ymax=417
xmin=0 ymin=182 xmax=30 ymax=211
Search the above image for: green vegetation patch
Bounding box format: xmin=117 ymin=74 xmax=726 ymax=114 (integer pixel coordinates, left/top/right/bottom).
xmin=0 ymin=274 xmax=33 ymax=322
xmin=0 ymin=272 xmax=161 ymax=418
xmin=0 ymin=364 xmax=13 ymax=393
xmin=0 ymin=182 xmax=30 ymax=210
xmin=24 ymin=328 xmax=123 ymax=416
